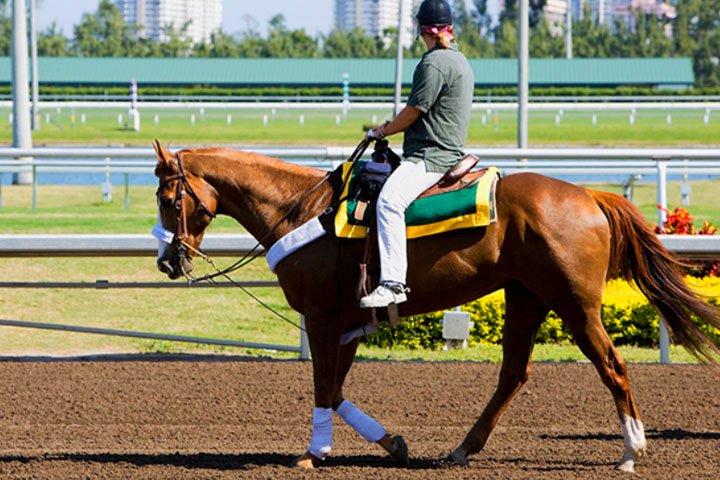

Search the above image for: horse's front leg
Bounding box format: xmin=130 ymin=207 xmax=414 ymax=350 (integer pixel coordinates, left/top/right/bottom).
xmin=293 ymin=310 xmax=354 ymax=468
xmin=293 ymin=319 xmax=408 ymax=469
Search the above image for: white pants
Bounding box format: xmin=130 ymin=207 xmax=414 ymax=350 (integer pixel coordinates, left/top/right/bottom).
xmin=377 ymin=161 xmax=443 ymax=284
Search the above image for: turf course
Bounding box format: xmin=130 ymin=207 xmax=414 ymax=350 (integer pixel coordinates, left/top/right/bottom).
xmin=1 ymin=106 xmax=719 ymax=146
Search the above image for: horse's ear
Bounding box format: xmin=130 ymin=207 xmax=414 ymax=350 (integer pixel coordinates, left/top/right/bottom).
xmin=153 ymin=140 xmax=177 ymax=176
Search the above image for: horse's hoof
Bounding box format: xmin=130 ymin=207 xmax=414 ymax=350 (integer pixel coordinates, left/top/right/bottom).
xmin=615 ymin=459 xmax=635 ymax=473
xmin=447 ymin=447 xmax=469 ymax=466
xmin=389 ymin=435 xmax=409 ymax=467
xmin=292 ymin=451 xmax=320 ymax=469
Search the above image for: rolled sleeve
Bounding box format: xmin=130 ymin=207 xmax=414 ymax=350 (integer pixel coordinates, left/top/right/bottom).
xmin=407 ymin=63 xmax=445 ymax=113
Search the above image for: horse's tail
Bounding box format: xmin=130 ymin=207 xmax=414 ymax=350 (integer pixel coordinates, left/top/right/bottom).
xmin=587 ymin=189 xmax=720 ymax=361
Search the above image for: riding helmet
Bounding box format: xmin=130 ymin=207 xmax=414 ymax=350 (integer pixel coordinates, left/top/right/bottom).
xmin=416 ymin=0 xmax=453 ymax=27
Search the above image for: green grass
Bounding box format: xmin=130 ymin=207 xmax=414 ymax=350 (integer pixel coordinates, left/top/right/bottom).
xmin=1 ymin=110 xmax=718 ymax=361
xmin=0 ymin=257 xmax=699 ymax=363
xmin=0 ymin=183 xmax=714 ymax=362
xmin=2 ymin=107 xmax=719 ymax=146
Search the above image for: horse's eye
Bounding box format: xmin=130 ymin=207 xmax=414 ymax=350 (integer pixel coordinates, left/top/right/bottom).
xmin=160 ymin=196 xmax=173 ymax=208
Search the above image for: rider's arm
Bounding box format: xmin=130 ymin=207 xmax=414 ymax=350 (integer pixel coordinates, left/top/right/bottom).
xmin=379 ymin=106 xmax=423 ymax=137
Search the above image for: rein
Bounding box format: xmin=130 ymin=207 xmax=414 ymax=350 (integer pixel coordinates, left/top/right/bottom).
xmin=188 ymin=139 xmax=370 ymax=283
xmin=159 ymin=140 xmax=371 ymax=331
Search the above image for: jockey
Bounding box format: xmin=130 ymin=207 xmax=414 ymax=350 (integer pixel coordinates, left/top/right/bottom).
xmin=359 ymin=0 xmax=474 ymax=309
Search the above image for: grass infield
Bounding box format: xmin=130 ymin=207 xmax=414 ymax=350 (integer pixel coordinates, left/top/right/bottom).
xmin=1 ymin=106 xmax=719 ymax=146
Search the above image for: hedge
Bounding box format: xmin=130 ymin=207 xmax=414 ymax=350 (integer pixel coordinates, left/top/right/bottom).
xmin=361 ymin=278 xmax=720 ymax=349
xmin=3 ymin=85 xmax=720 ymax=98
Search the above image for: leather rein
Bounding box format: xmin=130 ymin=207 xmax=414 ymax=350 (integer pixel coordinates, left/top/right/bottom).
xmin=155 ymin=141 xmax=370 ymax=330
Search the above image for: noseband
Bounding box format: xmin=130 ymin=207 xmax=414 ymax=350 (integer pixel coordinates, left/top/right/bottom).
xmin=157 ymin=153 xmax=216 ymax=260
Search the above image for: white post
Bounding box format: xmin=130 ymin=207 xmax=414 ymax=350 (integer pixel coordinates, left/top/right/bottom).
xmin=129 ymin=79 xmax=140 ymax=131
xmin=299 ymin=316 xmax=310 ymax=360
xmin=518 ymin=0 xmax=529 ymax=150
xmin=565 ymin=0 xmax=572 ymax=59
xmin=342 ymin=72 xmax=350 ymax=116
xmin=656 ymin=159 xmax=670 ymax=364
xmin=29 ymin=0 xmax=40 ymax=131
xmin=11 ymin=0 xmax=33 ymax=185
xmin=392 ymin=0 xmax=405 ymax=118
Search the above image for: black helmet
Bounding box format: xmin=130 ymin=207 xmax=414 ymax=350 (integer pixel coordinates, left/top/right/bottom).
xmin=416 ymin=0 xmax=453 ymax=27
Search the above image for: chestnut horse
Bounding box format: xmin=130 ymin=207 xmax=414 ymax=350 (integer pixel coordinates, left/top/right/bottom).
xmin=153 ymin=141 xmax=719 ymax=472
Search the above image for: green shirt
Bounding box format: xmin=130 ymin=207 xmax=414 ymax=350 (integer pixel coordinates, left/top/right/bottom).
xmin=403 ymin=44 xmax=474 ymax=173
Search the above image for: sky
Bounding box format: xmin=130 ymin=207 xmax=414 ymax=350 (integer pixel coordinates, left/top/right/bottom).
xmin=36 ymin=0 xmax=335 ymax=37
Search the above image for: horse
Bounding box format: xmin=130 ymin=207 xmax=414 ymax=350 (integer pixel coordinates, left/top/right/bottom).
xmin=152 ymin=140 xmax=720 ymax=472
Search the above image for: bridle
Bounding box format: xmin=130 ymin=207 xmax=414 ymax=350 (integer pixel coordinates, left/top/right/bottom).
xmin=153 ymin=140 xmax=371 ymax=330
xmin=156 ymin=153 xmax=216 ymax=267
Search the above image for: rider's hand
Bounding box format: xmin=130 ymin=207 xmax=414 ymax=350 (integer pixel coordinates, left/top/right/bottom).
xmin=366 ymin=122 xmax=389 ymax=141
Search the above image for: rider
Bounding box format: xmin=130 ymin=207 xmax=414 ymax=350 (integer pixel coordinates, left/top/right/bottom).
xmin=359 ymin=0 xmax=474 ymax=309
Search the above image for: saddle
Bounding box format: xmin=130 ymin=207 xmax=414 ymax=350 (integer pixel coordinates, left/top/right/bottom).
xmin=357 ymin=154 xmax=482 ymax=329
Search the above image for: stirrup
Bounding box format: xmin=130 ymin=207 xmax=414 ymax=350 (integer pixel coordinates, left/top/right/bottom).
xmin=359 ymin=282 xmax=408 ymax=309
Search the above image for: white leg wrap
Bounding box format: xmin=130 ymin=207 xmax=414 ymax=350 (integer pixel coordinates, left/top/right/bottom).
xmin=309 ymin=407 xmax=333 ymax=459
xmin=336 ymin=400 xmax=386 ymax=443
xmin=617 ymin=414 xmax=647 ymax=472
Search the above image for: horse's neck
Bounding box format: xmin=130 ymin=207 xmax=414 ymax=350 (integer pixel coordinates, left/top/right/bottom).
xmin=194 ymin=151 xmax=332 ymax=247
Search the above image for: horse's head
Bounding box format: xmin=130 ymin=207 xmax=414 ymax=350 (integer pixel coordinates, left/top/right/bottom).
xmin=153 ymin=140 xmax=218 ymax=279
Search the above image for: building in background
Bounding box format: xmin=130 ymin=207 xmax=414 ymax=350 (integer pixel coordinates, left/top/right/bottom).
xmin=335 ymin=0 xmax=417 ymax=47
xmin=612 ymin=0 xmax=677 ymax=35
xmin=544 ymin=0 xmax=569 ymax=35
xmin=115 ymin=0 xmax=222 ymax=44
xmin=569 ymin=0 xmax=675 ymax=32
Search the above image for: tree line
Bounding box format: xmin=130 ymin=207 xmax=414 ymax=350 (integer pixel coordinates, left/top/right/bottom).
xmin=0 ymin=0 xmax=718 ymax=86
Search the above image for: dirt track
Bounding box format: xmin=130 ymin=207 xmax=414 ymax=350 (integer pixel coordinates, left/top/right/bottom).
xmin=0 ymin=358 xmax=717 ymax=479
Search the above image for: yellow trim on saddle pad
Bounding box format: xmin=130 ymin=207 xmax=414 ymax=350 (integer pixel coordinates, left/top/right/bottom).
xmin=334 ymin=162 xmax=499 ymax=240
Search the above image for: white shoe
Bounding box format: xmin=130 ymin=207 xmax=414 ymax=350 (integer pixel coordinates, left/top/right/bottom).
xmin=359 ymin=283 xmax=408 ymax=309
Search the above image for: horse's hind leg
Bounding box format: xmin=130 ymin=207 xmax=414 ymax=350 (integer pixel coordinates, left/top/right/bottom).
xmin=331 ymin=339 xmax=409 ymax=466
xmin=450 ymin=283 xmax=549 ymax=465
xmin=559 ymin=302 xmax=646 ymax=472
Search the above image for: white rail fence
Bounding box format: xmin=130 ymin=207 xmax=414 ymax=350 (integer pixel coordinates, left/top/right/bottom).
xmin=0 ymin=233 xmax=310 ymax=359
xmin=2 ymin=146 xmax=720 ymax=362
xmin=2 ymin=146 xmax=720 ymax=211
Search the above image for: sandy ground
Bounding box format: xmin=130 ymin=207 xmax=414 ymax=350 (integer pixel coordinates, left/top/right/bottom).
xmin=0 ymin=357 xmax=717 ymax=479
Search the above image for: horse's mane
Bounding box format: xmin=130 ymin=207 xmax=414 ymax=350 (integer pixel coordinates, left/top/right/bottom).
xmin=179 ymin=147 xmax=327 ymax=179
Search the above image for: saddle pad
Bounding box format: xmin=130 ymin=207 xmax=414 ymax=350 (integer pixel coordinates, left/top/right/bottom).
xmin=335 ymin=161 xmax=499 ymax=240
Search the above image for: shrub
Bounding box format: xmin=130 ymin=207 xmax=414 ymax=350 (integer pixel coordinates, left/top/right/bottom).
xmin=361 ymin=278 xmax=720 ymax=349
